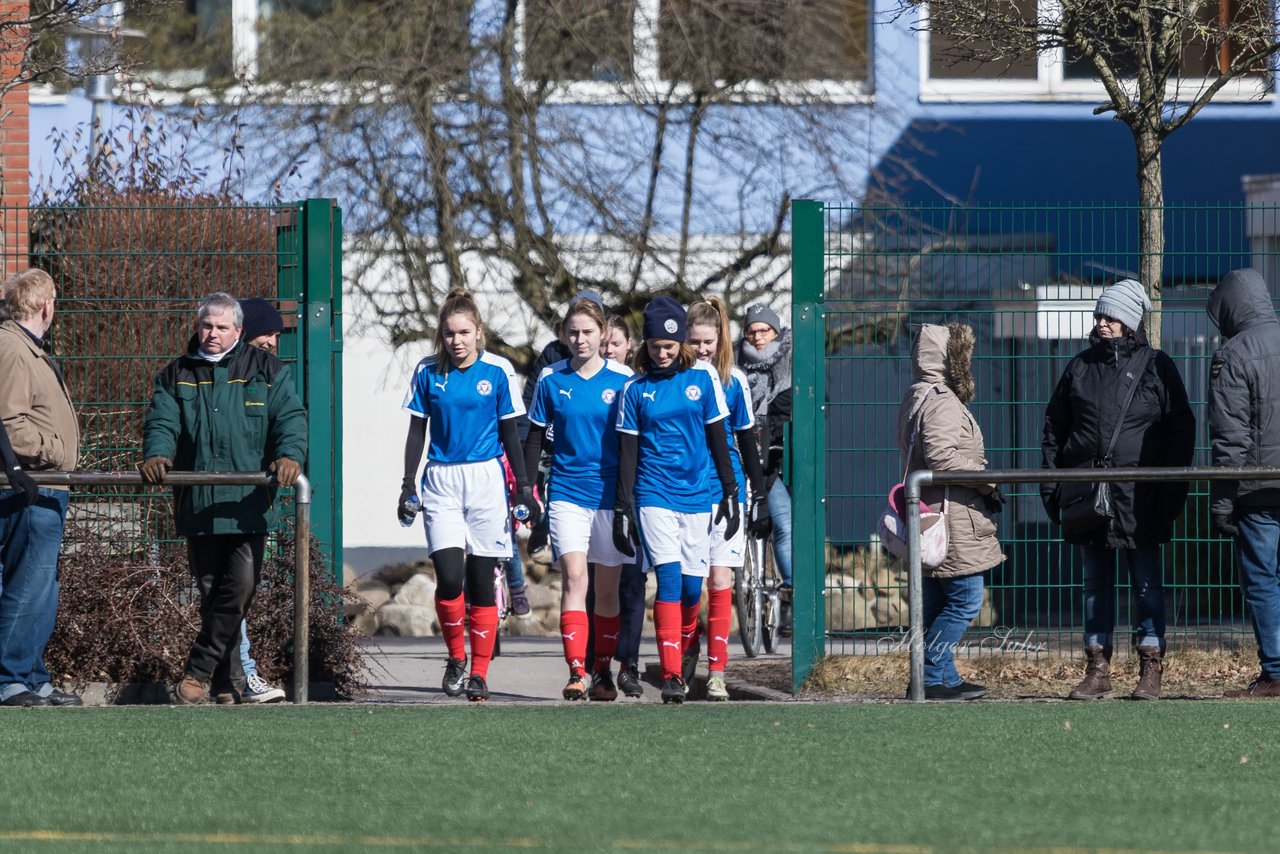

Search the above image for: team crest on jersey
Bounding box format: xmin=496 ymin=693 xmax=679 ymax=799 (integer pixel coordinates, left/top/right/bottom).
xmin=685 ymin=385 xmax=701 ymax=401
xmin=601 ymin=388 xmax=616 ymax=404
xmin=476 ymin=379 xmax=494 ymax=396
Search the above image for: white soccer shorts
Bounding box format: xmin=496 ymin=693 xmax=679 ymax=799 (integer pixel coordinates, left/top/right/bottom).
xmin=549 ymin=501 xmax=630 ymax=567
xmin=709 ymin=502 xmax=747 ymax=568
xmin=420 ymin=458 xmax=511 ymax=558
xmin=637 ymin=506 xmax=712 ymax=577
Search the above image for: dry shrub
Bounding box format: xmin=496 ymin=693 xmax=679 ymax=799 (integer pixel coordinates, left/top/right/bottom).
xmin=47 ymin=515 xmax=369 ymax=699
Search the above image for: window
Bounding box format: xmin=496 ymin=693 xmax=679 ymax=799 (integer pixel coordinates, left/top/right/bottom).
xmin=922 ymin=0 xmax=1273 ymax=101
xmin=523 ymin=0 xmax=636 ymax=83
xmin=520 ymin=0 xmax=871 ymax=98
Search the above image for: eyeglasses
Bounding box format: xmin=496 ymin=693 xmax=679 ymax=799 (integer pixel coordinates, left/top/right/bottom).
xmin=1094 ymin=314 xmax=1122 ymax=325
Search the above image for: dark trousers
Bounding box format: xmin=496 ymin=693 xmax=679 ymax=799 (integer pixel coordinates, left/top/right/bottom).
xmin=615 ymin=561 xmax=646 ymax=666
xmin=185 ymin=534 xmax=264 ymax=692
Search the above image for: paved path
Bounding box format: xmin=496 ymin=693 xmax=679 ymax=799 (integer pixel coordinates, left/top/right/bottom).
xmin=360 ymin=635 xmax=791 ymax=704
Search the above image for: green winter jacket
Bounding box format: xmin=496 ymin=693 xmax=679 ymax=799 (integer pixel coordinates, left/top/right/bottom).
xmin=143 ymin=338 xmax=308 ymax=536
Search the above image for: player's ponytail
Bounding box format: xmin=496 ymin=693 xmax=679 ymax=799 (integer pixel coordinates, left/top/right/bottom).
xmin=433 ymin=288 xmax=487 ymax=371
xmin=687 ymin=296 xmax=733 ymax=386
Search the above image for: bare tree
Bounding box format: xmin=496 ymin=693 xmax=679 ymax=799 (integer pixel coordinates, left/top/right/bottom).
xmin=910 ymin=0 xmax=1280 ymax=347
xmin=188 ymin=0 xmax=899 ymax=371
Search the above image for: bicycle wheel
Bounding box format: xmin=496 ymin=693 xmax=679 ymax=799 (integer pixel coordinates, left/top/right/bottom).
xmin=736 ymin=537 xmax=764 ymax=657
xmin=761 ymin=535 xmax=779 ymax=654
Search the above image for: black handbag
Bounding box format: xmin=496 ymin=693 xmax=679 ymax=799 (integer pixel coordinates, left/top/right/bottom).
xmin=1056 ymin=349 xmax=1152 ymax=538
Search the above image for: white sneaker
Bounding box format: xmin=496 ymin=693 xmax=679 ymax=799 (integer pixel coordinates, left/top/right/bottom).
xmin=706 ymin=674 xmax=729 ymax=701
xmin=243 ymin=674 xmax=286 ymax=704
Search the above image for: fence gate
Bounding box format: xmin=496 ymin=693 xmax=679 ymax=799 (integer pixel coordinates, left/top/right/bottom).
xmin=790 ymin=198 xmax=1280 ymax=693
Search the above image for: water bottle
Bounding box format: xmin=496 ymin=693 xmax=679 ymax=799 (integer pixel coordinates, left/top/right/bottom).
xmin=399 ymin=494 xmax=421 ymax=527
xmin=512 ymin=502 xmax=530 ymax=522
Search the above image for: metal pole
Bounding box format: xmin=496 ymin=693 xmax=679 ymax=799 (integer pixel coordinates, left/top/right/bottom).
xmin=292 ymin=475 xmax=312 ymax=705
xmin=905 ymin=469 xmax=931 ymax=701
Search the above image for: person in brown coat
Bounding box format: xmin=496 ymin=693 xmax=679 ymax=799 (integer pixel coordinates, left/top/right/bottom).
xmin=896 ymin=322 xmax=1003 ymax=700
xmin=0 ymin=269 xmax=82 ymax=707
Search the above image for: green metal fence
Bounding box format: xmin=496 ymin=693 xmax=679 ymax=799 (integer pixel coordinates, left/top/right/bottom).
xmin=0 ymin=199 xmax=343 ymax=582
xmin=790 ymin=199 xmax=1280 ymax=691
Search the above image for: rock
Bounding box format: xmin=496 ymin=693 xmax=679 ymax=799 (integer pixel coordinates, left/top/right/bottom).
xmin=394 ymin=573 xmax=437 ymax=607
xmin=350 ymin=579 xmax=391 ymax=612
xmin=827 ymin=585 xmax=875 ymax=631
xmin=376 ymin=603 xmax=437 ymax=637
xmin=524 ymin=582 xmax=559 ymax=611
xmin=373 ymin=560 xmax=431 ymax=586
xmin=348 ymin=609 xmax=380 ymax=636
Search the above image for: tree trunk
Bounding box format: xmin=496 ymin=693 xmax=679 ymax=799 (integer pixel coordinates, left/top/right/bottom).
xmin=1135 ymin=127 xmax=1164 ymax=350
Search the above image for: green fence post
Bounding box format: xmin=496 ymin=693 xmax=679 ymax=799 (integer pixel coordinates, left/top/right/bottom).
xmin=791 ymin=199 xmax=826 ymax=694
xmin=300 ymin=199 xmax=344 ymax=583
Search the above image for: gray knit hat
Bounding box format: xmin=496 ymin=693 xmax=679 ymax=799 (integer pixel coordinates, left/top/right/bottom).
xmin=1094 ymin=279 xmax=1151 ymax=332
xmin=744 ymin=303 xmax=782 ymax=335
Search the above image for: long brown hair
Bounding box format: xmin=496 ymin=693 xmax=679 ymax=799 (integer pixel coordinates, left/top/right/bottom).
xmin=604 ymin=313 xmax=634 ymax=366
xmin=565 ymin=296 xmax=606 ymax=335
xmin=686 ymin=295 xmax=733 ymax=386
xmin=433 ymin=288 xmax=486 ymax=373
xmin=634 ymin=340 xmax=697 ymax=374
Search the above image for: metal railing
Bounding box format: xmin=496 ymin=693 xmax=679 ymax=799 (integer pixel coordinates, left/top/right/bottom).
xmin=902 ymin=465 xmax=1280 ymax=701
xmin=26 ymin=471 xmax=314 ymax=705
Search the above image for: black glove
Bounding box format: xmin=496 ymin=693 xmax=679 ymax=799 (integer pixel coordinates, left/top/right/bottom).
xmin=1041 ymin=490 xmax=1060 ymax=526
xmin=3 ymin=463 xmax=38 ymax=506
xmin=983 ymin=486 xmax=1006 ymax=514
xmin=397 ymin=478 xmax=420 ymax=526
xmin=716 ymin=489 xmax=741 ymax=541
xmin=1212 ymin=511 xmax=1239 ymax=538
xmin=511 ymin=486 xmax=541 ymax=527
xmin=613 ymin=507 xmax=637 ymax=558
xmin=749 ymin=492 xmax=772 ymax=540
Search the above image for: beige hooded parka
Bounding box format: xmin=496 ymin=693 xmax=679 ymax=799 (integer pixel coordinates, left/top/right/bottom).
xmin=896 ymin=323 xmax=1003 ymax=578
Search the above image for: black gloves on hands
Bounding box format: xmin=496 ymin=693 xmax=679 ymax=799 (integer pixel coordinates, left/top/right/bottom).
xmin=397 ymin=478 xmax=420 ymax=526
xmin=748 ymin=493 xmax=772 ymax=540
xmin=1212 ymin=511 xmax=1239 ymax=538
xmin=613 ymin=507 xmax=638 ymax=558
xmin=716 ymin=490 xmax=741 ymax=541
xmin=983 ymin=486 xmax=1006 ymax=514
xmin=511 ymin=486 xmax=541 ymax=527
xmin=3 ymin=463 xmax=37 ymax=506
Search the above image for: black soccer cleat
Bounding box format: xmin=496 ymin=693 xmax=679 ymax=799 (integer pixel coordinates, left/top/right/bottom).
xmin=442 ymin=657 xmax=468 ymax=697
xmin=466 ymin=675 xmax=490 ymax=702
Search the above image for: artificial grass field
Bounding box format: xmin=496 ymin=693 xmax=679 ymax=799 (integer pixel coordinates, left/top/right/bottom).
xmin=0 ymin=702 xmax=1274 ymax=853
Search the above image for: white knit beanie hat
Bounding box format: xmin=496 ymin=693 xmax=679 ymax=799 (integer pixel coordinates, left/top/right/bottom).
xmin=1094 ymin=279 xmax=1151 ymax=332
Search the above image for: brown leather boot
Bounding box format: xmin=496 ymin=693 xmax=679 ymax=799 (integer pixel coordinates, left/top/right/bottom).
xmin=173 ymin=674 xmax=209 ymax=706
xmin=1068 ymin=645 xmax=1114 ymax=700
xmin=1131 ymin=646 xmax=1163 ymax=700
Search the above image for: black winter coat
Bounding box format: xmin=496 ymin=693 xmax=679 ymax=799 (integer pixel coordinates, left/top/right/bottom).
xmin=1042 ymin=332 xmax=1196 ymax=548
xmin=1208 ymin=267 xmax=1280 ymax=514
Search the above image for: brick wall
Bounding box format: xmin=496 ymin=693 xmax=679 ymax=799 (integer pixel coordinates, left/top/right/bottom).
xmin=0 ymin=0 xmax=28 ymax=277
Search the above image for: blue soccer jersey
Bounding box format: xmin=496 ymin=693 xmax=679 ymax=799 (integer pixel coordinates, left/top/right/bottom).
xmin=401 ymin=351 xmax=523 ymax=465
xmin=616 ymin=360 xmax=729 ymax=513
xmin=705 ymin=367 xmax=755 ymax=501
xmin=528 ymin=358 xmax=633 ymax=510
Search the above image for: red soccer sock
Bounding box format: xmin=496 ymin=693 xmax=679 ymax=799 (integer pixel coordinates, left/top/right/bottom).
xmin=468 ymin=605 xmax=499 ymax=679
xmin=593 ymin=613 xmax=621 ymax=673
xmin=435 ymin=593 xmax=467 ymax=661
xmin=681 ymin=602 xmax=701 ymax=654
xmin=706 ymin=587 xmax=733 ymax=673
xmin=654 ymin=601 xmax=683 ymax=678
xmin=560 ymin=610 xmax=590 ymax=676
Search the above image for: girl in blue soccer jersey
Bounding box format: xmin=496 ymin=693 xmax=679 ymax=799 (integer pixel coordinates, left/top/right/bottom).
xmin=398 ymin=289 xmax=540 ymax=703
xmin=613 ymin=295 xmax=740 ymax=704
xmin=685 ymin=296 xmax=773 ymax=701
xmin=523 ymin=296 xmax=634 ymax=702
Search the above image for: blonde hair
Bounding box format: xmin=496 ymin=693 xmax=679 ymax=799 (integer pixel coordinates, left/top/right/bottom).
xmin=565 ymin=296 xmax=606 ymax=334
xmin=433 ymin=289 xmax=486 ymax=372
xmin=634 ymin=340 xmax=696 ymax=375
xmin=2 ymin=269 xmax=55 ymax=321
xmin=686 ymin=295 xmax=733 ymax=386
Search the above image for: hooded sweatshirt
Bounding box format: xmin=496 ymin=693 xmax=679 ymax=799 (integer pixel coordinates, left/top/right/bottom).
xmin=1207 ymin=267 xmax=1280 ymax=513
xmin=895 ymin=324 xmax=1003 ymax=578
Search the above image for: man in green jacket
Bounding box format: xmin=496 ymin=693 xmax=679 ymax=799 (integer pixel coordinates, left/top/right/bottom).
xmin=141 ymin=292 xmax=308 ymax=705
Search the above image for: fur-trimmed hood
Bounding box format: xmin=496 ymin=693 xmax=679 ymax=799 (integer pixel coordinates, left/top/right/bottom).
xmin=912 ymin=322 xmax=975 ymax=403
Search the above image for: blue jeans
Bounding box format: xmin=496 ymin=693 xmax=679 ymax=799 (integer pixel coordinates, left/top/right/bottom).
xmin=505 ymin=542 xmax=526 ymax=589
xmin=768 ymin=479 xmax=793 ymax=587
xmin=1235 ymin=509 xmax=1280 ymax=680
xmin=922 ymin=573 xmax=985 ymax=687
xmin=0 ymin=487 xmax=69 ymax=701
xmin=1079 ymin=544 xmax=1165 ymax=653
xmin=239 ymin=621 xmax=258 ymax=679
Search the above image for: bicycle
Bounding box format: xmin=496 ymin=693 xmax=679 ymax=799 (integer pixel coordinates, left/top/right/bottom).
xmin=734 ymin=529 xmax=782 ymax=657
